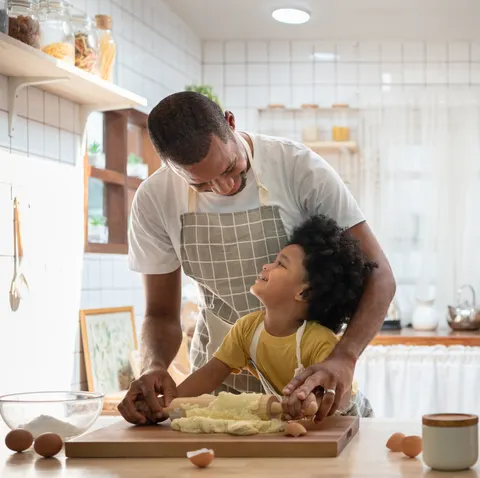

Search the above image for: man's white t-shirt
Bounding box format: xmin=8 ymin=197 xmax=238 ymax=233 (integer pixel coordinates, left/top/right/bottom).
xmin=128 ymin=132 xmax=365 ymax=275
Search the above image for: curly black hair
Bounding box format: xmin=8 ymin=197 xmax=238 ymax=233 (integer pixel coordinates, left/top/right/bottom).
xmin=289 ymin=215 xmax=378 ymax=333
xmin=147 ymin=91 xmax=232 ymax=166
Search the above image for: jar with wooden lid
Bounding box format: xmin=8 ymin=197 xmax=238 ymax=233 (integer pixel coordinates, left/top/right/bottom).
xmin=38 ymin=0 xmax=74 ymax=64
xmin=422 ymin=413 xmax=478 ymax=471
xmin=7 ymin=0 xmax=40 ymax=48
xmin=95 ymin=14 xmax=116 ymax=82
xmin=71 ymin=12 xmax=98 ymax=74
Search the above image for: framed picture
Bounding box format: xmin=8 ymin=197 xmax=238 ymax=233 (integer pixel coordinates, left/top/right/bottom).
xmin=80 ymin=306 xmax=138 ymax=394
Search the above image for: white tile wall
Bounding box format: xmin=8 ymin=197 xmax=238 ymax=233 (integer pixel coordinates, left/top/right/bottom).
xmin=202 ymin=40 xmax=480 ymax=133
xmin=0 ymin=0 xmax=201 ymax=394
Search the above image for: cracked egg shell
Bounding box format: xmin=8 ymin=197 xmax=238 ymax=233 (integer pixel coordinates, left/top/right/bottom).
xmin=284 ymin=422 xmax=307 ymax=437
xmin=187 ymin=448 xmax=215 ymax=468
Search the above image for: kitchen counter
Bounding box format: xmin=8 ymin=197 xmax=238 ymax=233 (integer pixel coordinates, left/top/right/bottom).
xmin=370 ymin=327 xmax=480 ymax=346
xmin=1 ymin=417 xmax=479 ymax=477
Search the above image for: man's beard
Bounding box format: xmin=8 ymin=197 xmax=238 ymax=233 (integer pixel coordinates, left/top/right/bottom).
xmin=227 ymin=170 xmax=248 ymax=196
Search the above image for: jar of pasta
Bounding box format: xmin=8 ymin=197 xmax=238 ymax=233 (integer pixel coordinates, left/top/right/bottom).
xmin=95 ymin=14 xmax=116 ymax=82
xmin=39 ymin=0 xmax=74 ymax=64
xmin=7 ymin=0 xmax=40 ymax=48
xmin=71 ymin=12 xmax=98 ymax=74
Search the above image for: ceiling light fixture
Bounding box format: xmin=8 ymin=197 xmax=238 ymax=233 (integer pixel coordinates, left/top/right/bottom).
xmin=272 ymin=8 xmax=310 ymax=25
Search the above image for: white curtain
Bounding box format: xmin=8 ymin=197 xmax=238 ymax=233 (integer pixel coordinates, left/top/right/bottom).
xmin=356 ymin=345 xmax=480 ymax=419
xmin=358 ymin=89 xmax=480 ymax=324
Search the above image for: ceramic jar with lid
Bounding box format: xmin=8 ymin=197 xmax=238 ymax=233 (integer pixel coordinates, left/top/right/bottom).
xmin=422 ymin=413 xmax=478 ymax=471
xmin=38 ymin=0 xmax=74 ymax=63
xmin=7 ymin=0 xmax=40 ymax=48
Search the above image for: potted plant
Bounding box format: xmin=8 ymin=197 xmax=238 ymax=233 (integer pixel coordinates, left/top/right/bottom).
xmin=88 ymin=215 xmax=108 ymax=243
xmin=127 ymin=153 xmax=148 ymax=180
xmin=88 ymin=141 xmax=106 ymax=169
xmin=185 ymin=84 xmax=222 ymax=108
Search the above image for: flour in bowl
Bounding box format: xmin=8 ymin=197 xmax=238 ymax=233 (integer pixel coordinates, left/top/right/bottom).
xmin=20 ymin=415 xmax=82 ymax=439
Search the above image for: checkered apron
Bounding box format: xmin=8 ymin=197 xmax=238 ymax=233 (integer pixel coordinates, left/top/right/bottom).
xmin=248 ymin=318 xmax=374 ymax=417
xmin=180 ymin=133 xmax=288 ymax=394
xmin=248 ymin=319 xmax=307 ymax=400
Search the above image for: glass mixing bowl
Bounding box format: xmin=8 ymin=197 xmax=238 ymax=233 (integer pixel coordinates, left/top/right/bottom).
xmin=0 ymin=391 xmax=104 ymax=440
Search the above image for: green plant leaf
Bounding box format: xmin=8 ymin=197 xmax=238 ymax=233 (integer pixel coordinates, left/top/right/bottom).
xmin=184 ymin=84 xmax=222 ymax=108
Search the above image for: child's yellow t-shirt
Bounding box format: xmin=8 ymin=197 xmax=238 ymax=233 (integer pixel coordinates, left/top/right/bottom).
xmin=213 ymin=310 xmax=340 ymax=395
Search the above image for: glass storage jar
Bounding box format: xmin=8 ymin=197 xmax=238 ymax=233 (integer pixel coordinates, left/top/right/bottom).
xmin=0 ymin=1 xmax=7 ymax=34
xmin=95 ymin=14 xmax=116 ymax=81
xmin=7 ymin=0 xmax=40 ymax=48
xmin=39 ymin=0 xmax=74 ymax=64
xmin=71 ymin=12 xmax=98 ymax=74
xmin=331 ymin=103 xmax=351 ymax=142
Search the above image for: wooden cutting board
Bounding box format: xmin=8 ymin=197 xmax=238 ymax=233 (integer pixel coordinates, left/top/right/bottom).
xmin=65 ymin=416 xmax=359 ymax=458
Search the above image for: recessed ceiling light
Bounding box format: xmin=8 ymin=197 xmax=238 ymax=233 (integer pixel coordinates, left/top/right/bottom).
xmin=272 ymin=8 xmax=310 ymax=25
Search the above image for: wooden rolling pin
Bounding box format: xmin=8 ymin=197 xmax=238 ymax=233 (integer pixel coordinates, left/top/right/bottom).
xmin=135 ymin=394 xmax=318 ymax=421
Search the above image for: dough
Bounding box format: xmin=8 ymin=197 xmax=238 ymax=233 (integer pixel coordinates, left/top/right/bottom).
xmin=171 ymin=417 xmax=284 ymax=436
xmin=182 ymin=392 xmax=264 ymax=420
xmin=171 ymin=392 xmax=285 ymax=436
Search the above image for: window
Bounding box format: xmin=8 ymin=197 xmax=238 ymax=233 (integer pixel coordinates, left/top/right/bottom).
xmin=84 ymin=109 xmax=161 ymax=254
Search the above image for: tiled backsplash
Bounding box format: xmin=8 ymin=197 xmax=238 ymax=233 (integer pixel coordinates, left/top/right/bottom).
xmin=0 ymin=0 xmax=201 ymax=395
xmin=203 ymin=40 xmax=480 ymax=136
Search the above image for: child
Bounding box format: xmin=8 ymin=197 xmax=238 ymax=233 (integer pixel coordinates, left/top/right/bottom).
xmin=174 ymin=214 xmax=376 ymax=418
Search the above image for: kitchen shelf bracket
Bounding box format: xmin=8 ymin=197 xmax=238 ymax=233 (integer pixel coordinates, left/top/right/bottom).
xmin=7 ymin=76 xmax=69 ymax=137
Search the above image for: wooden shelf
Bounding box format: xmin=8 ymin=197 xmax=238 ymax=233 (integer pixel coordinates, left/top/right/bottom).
xmin=258 ymin=107 xmax=359 ymax=113
xmin=85 ymin=243 xmax=128 ymax=255
xmin=0 ymin=32 xmax=147 ymax=123
xmin=88 ymin=166 xmax=144 ymax=189
xmin=305 ymin=141 xmax=358 ymax=153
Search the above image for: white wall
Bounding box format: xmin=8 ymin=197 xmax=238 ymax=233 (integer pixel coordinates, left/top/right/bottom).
xmin=203 ymin=40 xmax=480 ymax=134
xmin=0 ymin=0 xmax=201 ymax=395
xmin=202 ymin=39 xmax=480 ymax=322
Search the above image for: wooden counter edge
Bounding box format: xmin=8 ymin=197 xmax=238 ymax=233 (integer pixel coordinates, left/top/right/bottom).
xmin=369 ymin=332 xmax=480 ymax=347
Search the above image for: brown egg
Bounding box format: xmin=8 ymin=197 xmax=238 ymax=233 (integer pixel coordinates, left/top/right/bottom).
xmin=284 ymin=422 xmax=307 ymax=437
xmin=402 ymin=435 xmax=422 ymax=458
xmin=34 ymin=433 xmax=63 ymax=458
xmin=187 ymin=448 xmax=215 ymax=468
xmin=5 ymin=429 xmax=34 ymax=452
xmin=386 ymin=432 xmax=406 ymax=452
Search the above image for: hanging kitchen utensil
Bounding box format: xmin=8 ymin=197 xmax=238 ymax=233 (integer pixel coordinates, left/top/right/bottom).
xmin=14 ymin=197 xmax=29 ymax=299
xmin=447 ymin=284 xmax=480 ymax=331
xmin=8 ymin=197 xmax=29 ymax=312
xmin=9 ymin=197 xmax=21 ymax=312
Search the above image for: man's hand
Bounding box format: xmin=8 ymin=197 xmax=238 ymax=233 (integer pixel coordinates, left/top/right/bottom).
xmin=282 ymin=353 xmax=355 ymax=422
xmin=117 ymin=368 xmax=178 ymax=425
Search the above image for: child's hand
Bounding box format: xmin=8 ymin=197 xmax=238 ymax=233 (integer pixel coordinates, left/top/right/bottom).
xmin=282 ymin=392 xmax=318 ymax=421
xmin=134 ymin=396 xmax=167 ymax=425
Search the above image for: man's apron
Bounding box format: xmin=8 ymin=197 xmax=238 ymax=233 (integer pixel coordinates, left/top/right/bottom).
xmin=180 ymin=132 xmax=289 ymax=393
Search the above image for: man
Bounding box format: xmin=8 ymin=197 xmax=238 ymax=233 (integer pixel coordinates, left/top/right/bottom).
xmin=118 ymin=91 xmax=396 ymax=425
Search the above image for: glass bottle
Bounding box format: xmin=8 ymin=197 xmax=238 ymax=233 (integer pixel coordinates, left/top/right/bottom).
xmin=71 ymin=12 xmax=99 ymax=74
xmin=0 ymin=0 xmax=7 ymax=34
xmin=39 ymin=0 xmax=74 ymax=64
xmin=7 ymin=0 xmax=40 ymax=48
xmin=95 ymin=14 xmax=116 ymax=82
